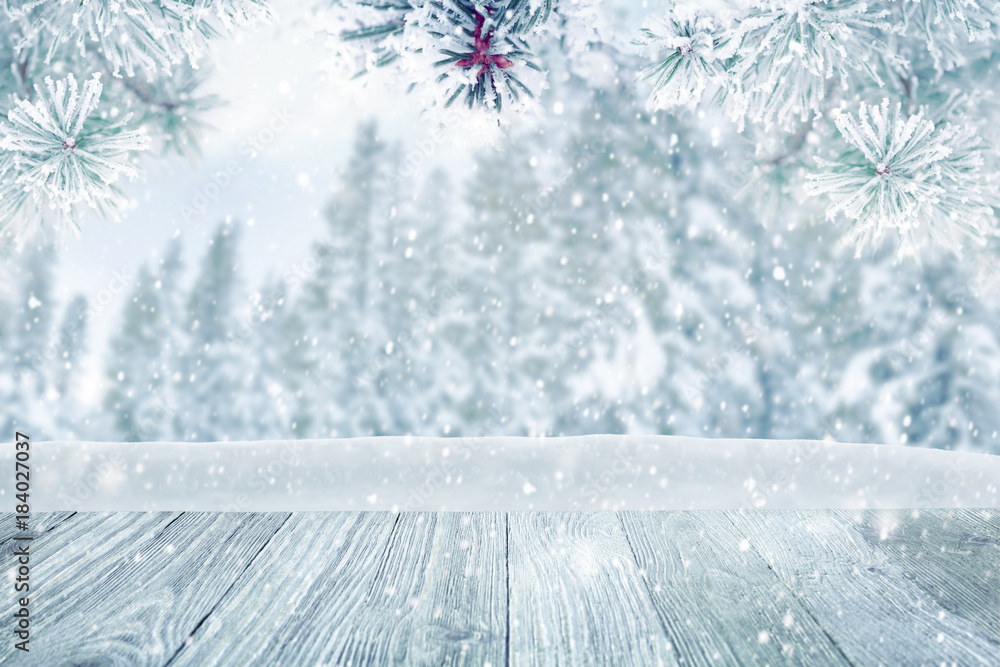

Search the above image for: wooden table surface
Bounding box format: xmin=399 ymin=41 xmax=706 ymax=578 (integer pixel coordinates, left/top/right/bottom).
xmin=1 ymin=510 xmax=997 ymax=665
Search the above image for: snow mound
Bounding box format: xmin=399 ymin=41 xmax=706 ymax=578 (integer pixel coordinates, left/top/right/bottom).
xmin=7 ymin=435 xmax=998 ymax=512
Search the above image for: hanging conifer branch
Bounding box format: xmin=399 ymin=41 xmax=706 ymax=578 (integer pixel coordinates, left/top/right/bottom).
xmin=636 ymin=0 xmax=1000 ymax=257
xmin=327 ymin=0 xmax=551 ymax=114
xmin=0 ymin=73 xmax=149 ymax=243
xmin=0 ymin=0 xmax=273 ymax=247
xmin=806 ymin=99 xmax=997 ymax=256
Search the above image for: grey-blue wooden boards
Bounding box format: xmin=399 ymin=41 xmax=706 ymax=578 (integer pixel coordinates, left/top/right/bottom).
xmin=1 ymin=510 xmax=996 ymax=665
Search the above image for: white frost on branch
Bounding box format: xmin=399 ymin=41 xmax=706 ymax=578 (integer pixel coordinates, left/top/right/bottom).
xmin=6 ymin=0 xmax=274 ymax=80
xmin=325 ymin=0 xmax=552 ymax=117
xmin=0 ymin=73 xmax=149 ymax=242
xmin=408 ymin=0 xmax=548 ymax=114
xmin=0 ymin=0 xmax=271 ymax=247
xmin=637 ymin=0 xmax=1000 ymax=257
xmin=806 ymin=99 xmax=997 ymax=257
xmin=728 ymin=0 xmax=894 ymax=131
xmin=636 ymin=13 xmax=729 ymax=111
xmin=905 ymin=0 xmax=1000 ymax=73
xmin=638 ymin=0 xmax=895 ymax=130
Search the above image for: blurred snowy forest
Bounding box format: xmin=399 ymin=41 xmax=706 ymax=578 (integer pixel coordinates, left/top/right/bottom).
xmin=4 ymin=73 xmax=1000 ymax=453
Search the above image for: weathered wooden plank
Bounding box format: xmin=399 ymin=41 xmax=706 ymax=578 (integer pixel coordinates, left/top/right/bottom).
xmin=981 ymin=507 xmax=1000 ymax=533
xmin=0 ymin=511 xmax=289 ymax=666
xmin=619 ymin=511 xmax=850 ymax=664
xmin=0 ymin=512 xmax=182 ymax=664
xmin=175 ymin=512 xmax=506 ymax=665
xmin=334 ymin=512 xmax=507 ymax=666
xmin=3 ymin=509 xmax=995 ymax=666
xmin=167 ymin=512 xmax=394 ymax=666
xmin=172 ymin=512 xmax=506 ymax=666
xmin=508 ymin=512 xmax=674 ymax=666
xmin=730 ymin=509 xmax=998 ymax=665
xmin=0 ymin=511 xmax=77 ymax=548
xmin=841 ymin=508 xmax=999 ymax=647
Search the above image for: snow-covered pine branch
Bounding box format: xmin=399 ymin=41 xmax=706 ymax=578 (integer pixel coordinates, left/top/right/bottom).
xmin=327 ymin=0 xmax=552 ymax=114
xmin=637 ymin=0 xmax=1000 ymax=257
xmin=903 ymin=0 xmax=1000 ymax=73
xmin=728 ymin=1 xmax=894 ymax=131
xmin=1 ymin=0 xmax=997 ymax=258
xmin=5 ymin=0 xmax=273 ymax=80
xmin=806 ymin=99 xmax=997 ymax=257
xmin=637 ymin=0 xmax=895 ymax=131
xmin=0 ymin=74 xmax=149 ymax=244
xmin=0 ymin=0 xmax=272 ymax=247
xmin=635 ymin=13 xmax=731 ymax=112
xmin=111 ymin=66 xmax=224 ymax=161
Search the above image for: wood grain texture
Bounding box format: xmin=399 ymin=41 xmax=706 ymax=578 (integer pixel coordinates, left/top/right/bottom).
xmin=841 ymin=508 xmax=999 ymax=648
xmin=0 ymin=511 xmax=76 ymax=548
xmin=1 ymin=512 xmax=180 ymax=665
xmin=166 ymin=512 xmax=395 ymax=666
xmin=508 ymin=512 xmax=674 ymax=666
xmin=0 ymin=511 xmax=289 ymax=666
xmin=980 ymin=507 xmax=1000 ymax=533
xmin=171 ymin=512 xmax=506 ymax=666
xmin=338 ymin=512 xmax=507 ymax=666
xmin=729 ymin=509 xmax=999 ymax=665
xmin=619 ymin=511 xmax=851 ymax=664
xmin=1 ymin=509 xmax=996 ymax=666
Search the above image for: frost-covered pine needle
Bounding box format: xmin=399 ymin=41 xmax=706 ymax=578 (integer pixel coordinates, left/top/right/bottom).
xmin=6 ymin=0 xmax=274 ymax=79
xmin=636 ymin=13 xmax=728 ymax=111
xmin=0 ymin=74 xmax=149 ymax=240
xmin=326 ymin=0 xmax=552 ymax=116
xmin=728 ymin=0 xmax=894 ymax=131
xmin=806 ymin=98 xmax=997 ymax=257
xmin=905 ymin=0 xmax=1000 ymax=73
xmin=0 ymin=0 xmax=272 ymax=246
xmin=637 ymin=0 xmax=896 ymax=131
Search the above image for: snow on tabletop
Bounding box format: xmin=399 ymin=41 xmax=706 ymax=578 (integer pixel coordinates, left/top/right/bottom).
xmin=5 ymin=435 xmax=998 ymax=512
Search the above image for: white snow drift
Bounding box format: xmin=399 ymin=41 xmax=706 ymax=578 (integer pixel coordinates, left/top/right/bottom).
xmin=5 ymin=435 xmax=998 ymax=512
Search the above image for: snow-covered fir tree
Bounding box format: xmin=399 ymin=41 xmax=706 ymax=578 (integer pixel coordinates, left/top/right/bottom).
xmin=235 ymin=277 xmax=299 ymax=439
xmin=175 ymin=221 xmax=246 ymax=441
xmin=102 ymin=249 xmax=189 ymax=443
xmin=104 ymin=264 xmax=165 ymax=442
xmin=0 ymin=244 xmax=56 ymax=436
xmin=46 ymin=294 xmax=89 ymax=437
xmin=362 ymin=167 xmax=463 ymax=435
xmin=101 ymin=235 xmax=184 ymax=441
xmin=453 ymin=136 xmax=551 ymax=434
xmin=293 ymin=122 xmax=397 ymax=436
